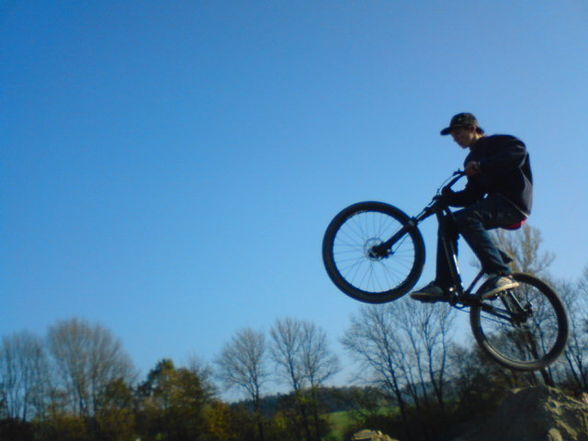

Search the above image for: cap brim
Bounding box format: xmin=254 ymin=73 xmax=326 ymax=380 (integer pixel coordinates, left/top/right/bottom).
xmin=440 ymin=124 xmax=471 ymax=135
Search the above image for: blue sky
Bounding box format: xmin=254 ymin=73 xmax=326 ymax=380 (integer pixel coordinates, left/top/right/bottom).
xmin=2 ymin=0 xmax=588 ymax=390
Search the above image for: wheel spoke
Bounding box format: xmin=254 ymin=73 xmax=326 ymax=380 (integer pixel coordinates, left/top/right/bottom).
xmin=471 ymin=273 xmax=568 ymax=370
xmin=322 ymin=202 xmax=425 ymax=303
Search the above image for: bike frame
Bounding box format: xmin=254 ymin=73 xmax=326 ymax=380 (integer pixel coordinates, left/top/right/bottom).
xmin=399 ymin=171 xmax=487 ymax=306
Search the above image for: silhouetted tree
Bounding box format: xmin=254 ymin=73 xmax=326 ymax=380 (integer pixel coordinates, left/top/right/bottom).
xmin=270 ymin=318 xmax=339 ymax=441
xmin=0 ymin=331 xmax=49 ymax=421
xmin=46 ymin=318 xmax=136 ymax=418
xmin=216 ymin=328 xmax=269 ymax=441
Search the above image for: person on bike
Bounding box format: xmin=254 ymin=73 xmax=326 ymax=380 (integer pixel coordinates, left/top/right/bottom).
xmin=410 ymin=112 xmax=533 ymax=302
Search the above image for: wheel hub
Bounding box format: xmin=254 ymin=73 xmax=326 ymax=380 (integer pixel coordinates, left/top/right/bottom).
xmin=365 ymin=238 xmax=389 ymax=260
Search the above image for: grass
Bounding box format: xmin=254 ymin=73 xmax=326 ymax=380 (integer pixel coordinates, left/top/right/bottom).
xmin=326 ymin=410 xmax=354 ymax=441
xmin=326 ymin=407 xmax=397 ymax=441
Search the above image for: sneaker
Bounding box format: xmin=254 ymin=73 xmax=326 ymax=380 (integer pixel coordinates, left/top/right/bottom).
xmin=481 ymin=274 xmax=519 ymax=298
xmin=410 ymin=282 xmax=448 ymax=303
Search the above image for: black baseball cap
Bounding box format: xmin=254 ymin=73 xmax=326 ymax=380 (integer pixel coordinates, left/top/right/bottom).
xmin=440 ymin=113 xmax=484 ymax=135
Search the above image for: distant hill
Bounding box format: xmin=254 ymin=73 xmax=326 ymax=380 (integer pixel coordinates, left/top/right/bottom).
xmin=232 ymin=385 xmax=383 ymax=416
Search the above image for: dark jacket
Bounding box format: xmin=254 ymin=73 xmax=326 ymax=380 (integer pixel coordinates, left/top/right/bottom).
xmin=447 ymin=135 xmax=533 ymax=216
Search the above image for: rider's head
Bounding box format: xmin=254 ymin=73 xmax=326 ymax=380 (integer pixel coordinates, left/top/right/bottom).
xmin=440 ymin=113 xmax=485 ymax=148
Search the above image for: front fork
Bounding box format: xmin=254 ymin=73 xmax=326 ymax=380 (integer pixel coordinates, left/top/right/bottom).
xmin=368 ymin=218 xmax=419 ymax=259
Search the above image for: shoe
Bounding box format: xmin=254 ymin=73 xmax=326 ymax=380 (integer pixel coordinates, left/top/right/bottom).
xmin=410 ymin=282 xmax=448 ymax=303
xmin=481 ymin=274 xmax=519 ymax=298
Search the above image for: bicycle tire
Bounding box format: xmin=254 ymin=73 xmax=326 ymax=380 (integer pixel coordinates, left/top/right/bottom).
xmin=322 ymin=201 xmax=425 ymax=303
xmin=470 ymin=272 xmax=569 ymax=371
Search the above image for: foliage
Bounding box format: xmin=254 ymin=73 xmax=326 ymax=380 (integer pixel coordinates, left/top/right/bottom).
xmin=136 ymin=359 xmax=208 ymax=441
xmin=95 ymin=378 xmax=136 ymax=441
xmin=205 ymin=400 xmax=234 ymax=441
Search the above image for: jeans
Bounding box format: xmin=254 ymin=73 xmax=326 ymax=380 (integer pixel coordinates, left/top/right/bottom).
xmin=436 ymin=194 xmax=525 ymax=288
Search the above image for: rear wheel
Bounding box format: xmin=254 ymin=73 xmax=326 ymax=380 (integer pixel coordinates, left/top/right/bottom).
xmin=322 ymin=201 xmax=425 ymax=303
xmin=470 ymin=273 xmax=569 ymax=371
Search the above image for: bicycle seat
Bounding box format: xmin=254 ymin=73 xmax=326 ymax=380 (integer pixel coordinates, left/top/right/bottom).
xmin=503 ymin=218 xmax=527 ymax=231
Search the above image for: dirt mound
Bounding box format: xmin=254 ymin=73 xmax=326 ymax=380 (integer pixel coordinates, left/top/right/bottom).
xmin=455 ymin=386 xmax=588 ymax=441
xmin=352 ymin=429 xmax=398 ymax=441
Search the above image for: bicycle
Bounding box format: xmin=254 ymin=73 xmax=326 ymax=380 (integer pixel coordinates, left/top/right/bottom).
xmin=322 ymin=171 xmax=569 ymax=371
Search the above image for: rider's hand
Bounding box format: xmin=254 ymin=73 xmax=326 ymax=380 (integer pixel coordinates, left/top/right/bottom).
xmin=436 ymin=187 xmax=455 ymax=205
xmin=465 ymin=161 xmax=481 ymax=176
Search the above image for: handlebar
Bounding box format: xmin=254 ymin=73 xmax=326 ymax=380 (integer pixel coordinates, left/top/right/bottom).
xmin=438 ymin=170 xmax=465 ymax=195
xmin=413 ymin=170 xmax=465 ymax=222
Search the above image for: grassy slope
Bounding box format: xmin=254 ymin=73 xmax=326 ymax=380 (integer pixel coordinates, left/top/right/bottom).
xmin=326 ymin=410 xmax=353 ymax=440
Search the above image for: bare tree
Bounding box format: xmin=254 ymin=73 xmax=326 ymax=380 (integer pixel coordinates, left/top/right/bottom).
xmin=395 ymin=299 xmax=455 ymax=412
xmin=342 ymin=301 xmax=455 ymax=441
xmin=215 ymin=328 xmax=268 ymax=441
xmin=46 ymin=318 xmax=135 ymax=417
xmin=0 ymin=331 xmax=49 ymax=421
xmin=492 ymin=224 xmax=555 ymax=276
xmin=300 ymin=320 xmax=340 ymax=440
xmin=270 ymin=318 xmax=339 ymax=441
xmin=341 ymin=304 xmax=412 ymax=439
xmin=557 ymin=267 xmax=588 ymax=390
xmin=270 ymin=318 xmax=304 ymax=391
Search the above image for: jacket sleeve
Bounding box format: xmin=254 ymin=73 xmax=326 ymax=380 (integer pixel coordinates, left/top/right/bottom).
xmin=478 ymin=137 xmax=527 ymax=174
xmin=444 ymin=179 xmax=485 ymax=207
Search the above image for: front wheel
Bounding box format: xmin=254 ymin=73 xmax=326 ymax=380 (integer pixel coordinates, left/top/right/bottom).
xmin=470 ymin=273 xmax=569 ymax=371
xmin=322 ymin=201 xmax=425 ymax=303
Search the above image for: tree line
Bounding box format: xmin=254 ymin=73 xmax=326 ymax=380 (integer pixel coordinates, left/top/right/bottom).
xmin=0 ymin=316 xmax=342 ymax=441
xmin=1 ymin=224 xmax=587 ymax=441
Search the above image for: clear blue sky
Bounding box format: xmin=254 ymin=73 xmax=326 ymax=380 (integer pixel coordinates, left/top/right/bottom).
xmin=2 ymin=0 xmax=588 ymax=387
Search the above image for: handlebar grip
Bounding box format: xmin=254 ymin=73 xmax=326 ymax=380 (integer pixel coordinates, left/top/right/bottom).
xmin=446 ymin=173 xmax=465 ymax=188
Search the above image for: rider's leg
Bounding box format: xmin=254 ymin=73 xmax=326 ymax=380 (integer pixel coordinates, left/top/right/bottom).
xmin=434 ymin=214 xmax=459 ymax=289
xmin=410 ymin=214 xmax=458 ymax=302
xmin=452 ymin=194 xmax=524 ymax=276
xmin=413 ymin=196 xmax=524 ymax=302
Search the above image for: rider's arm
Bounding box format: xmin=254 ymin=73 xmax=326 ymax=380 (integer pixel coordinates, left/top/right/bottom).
xmin=443 ymin=179 xmax=485 ymax=207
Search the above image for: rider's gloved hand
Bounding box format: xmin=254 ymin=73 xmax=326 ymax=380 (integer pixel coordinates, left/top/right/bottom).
xmin=436 ymin=187 xmax=456 ymax=205
xmin=441 ymin=186 xmax=454 ymax=196
xmin=465 ymin=160 xmax=481 ymax=176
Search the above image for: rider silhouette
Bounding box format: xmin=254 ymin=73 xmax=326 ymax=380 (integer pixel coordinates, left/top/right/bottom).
xmin=411 ymin=113 xmax=533 ymax=302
